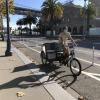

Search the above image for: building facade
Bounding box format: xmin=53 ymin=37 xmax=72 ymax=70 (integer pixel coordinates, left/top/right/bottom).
xmin=59 ymin=3 xmax=100 ymax=35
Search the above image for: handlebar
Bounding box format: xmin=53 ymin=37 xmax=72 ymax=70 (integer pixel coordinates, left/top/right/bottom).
xmin=66 ymin=42 xmax=77 ymax=49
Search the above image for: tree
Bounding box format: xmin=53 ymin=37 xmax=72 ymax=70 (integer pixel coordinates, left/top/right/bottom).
xmin=41 ymin=0 xmax=64 ymax=34
xmin=36 ymin=19 xmax=48 ymax=36
xmin=0 ymin=0 xmax=14 ymax=16
xmin=16 ymin=19 xmax=24 ymax=35
xmin=18 ymin=27 xmax=21 ymax=35
xmin=23 ymin=27 xmax=29 ymax=34
xmin=36 ymin=19 xmax=42 ymax=34
xmin=0 ymin=0 xmax=14 ymax=33
xmin=86 ymin=0 xmax=96 ymax=32
xmin=80 ymin=0 xmax=96 ymax=33
xmin=24 ymin=11 xmax=37 ymax=35
xmin=16 ymin=12 xmax=37 ymax=35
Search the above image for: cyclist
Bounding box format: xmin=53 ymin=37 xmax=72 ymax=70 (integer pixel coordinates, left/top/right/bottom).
xmin=58 ymin=26 xmax=76 ymax=57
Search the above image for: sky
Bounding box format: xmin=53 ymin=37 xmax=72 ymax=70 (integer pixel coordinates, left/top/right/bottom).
xmin=3 ymin=0 xmax=84 ymax=29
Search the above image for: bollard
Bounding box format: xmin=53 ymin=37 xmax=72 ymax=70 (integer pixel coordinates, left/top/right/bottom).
xmin=92 ymin=45 xmax=95 ymax=66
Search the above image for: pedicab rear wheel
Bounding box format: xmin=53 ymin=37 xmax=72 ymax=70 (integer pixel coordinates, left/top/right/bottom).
xmin=40 ymin=51 xmax=47 ymax=65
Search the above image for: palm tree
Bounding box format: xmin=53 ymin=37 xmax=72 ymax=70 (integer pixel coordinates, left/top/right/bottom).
xmin=0 ymin=0 xmax=14 ymax=16
xmin=36 ymin=19 xmax=42 ymax=33
xmin=36 ymin=19 xmax=46 ymax=36
xmin=24 ymin=12 xmax=37 ymax=35
xmin=41 ymin=0 xmax=63 ymax=35
xmin=16 ymin=19 xmax=24 ymax=35
xmin=17 ymin=27 xmax=22 ymax=35
xmin=80 ymin=0 xmax=96 ymax=34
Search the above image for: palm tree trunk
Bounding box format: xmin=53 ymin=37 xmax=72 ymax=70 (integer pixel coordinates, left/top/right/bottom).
xmin=20 ymin=26 xmax=22 ymax=36
xmin=29 ymin=23 xmax=32 ymax=35
xmin=50 ymin=12 xmax=54 ymax=36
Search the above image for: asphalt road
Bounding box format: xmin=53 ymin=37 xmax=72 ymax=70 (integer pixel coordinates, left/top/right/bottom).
xmin=12 ymin=37 xmax=100 ymax=100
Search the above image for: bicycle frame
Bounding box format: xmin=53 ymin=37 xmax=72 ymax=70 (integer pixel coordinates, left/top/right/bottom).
xmin=60 ymin=43 xmax=76 ymax=66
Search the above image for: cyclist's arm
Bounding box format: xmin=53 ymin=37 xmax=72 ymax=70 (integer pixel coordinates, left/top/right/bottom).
xmin=58 ymin=32 xmax=63 ymax=44
xmin=68 ymin=33 xmax=77 ymax=46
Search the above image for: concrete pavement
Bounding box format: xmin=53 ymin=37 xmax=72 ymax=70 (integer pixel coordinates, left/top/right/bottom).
xmin=0 ymin=41 xmax=76 ymax=100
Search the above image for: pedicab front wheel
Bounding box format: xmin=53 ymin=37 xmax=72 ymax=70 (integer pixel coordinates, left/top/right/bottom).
xmin=70 ymin=58 xmax=81 ymax=76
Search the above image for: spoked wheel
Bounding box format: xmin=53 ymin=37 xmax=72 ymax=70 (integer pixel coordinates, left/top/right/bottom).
xmin=40 ymin=51 xmax=47 ymax=65
xmin=70 ymin=58 xmax=81 ymax=76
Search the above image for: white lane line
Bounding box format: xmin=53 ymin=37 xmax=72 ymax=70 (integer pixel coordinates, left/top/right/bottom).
xmin=75 ymin=48 xmax=100 ymax=56
xmin=82 ymin=71 xmax=100 ymax=82
xmin=77 ymin=57 xmax=100 ymax=67
xmin=19 ymin=41 xmax=100 ymax=82
xmin=20 ymin=42 xmax=41 ymax=53
xmin=86 ymin=73 xmax=100 ymax=76
xmin=71 ymin=67 xmax=100 ymax=81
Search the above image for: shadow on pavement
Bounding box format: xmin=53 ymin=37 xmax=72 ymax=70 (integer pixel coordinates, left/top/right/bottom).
xmin=39 ymin=64 xmax=61 ymax=73
xmin=0 ymin=74 xmax=45 ymax=90
xmin=39 ymin=63 xmax=78 ymax=88
xmin=82 ymin=64 xmax=93 ymax=71
xmin=0 ymin=55 xmax=6 ymax=57
xmin=12 ymin=63 xmax=37 ymax=72
xmin=0 ymin=63 xmax=78 ymax=90
xmin=57 ymin=75 xmax=77 ymax=88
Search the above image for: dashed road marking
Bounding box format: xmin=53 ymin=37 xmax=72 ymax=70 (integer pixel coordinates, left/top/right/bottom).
xmin=77 ymin=57 xmax=100 ymax=67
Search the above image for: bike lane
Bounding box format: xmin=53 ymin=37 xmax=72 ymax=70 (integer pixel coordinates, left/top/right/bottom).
xmin=13 ymin=41 xmax=100 ymax=100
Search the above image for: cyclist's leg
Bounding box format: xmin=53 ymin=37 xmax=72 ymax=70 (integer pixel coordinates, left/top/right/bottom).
xmin=63 ymin=46 xmax=69 ymax=58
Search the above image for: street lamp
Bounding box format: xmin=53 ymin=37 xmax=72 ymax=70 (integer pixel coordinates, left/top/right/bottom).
xmin=5 ymin=0 xmax=12 ymax=56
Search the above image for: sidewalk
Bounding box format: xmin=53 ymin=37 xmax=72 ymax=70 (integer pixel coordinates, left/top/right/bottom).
xmin=0 ymin=41 xmax=76 ymax=100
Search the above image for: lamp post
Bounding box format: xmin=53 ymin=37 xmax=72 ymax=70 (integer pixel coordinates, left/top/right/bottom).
xmin=87 ymin=0 xmax=90 ymax=35
xmin=5 ymin=0 xmax=12 ymax=56
xmin=83 ymin=0 xmax=87 ymax=39
xmin=84 ymin=0 xmax=90 ymax=35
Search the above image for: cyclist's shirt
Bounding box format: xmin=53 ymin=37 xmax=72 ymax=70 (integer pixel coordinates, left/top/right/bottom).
xmin=59 ymin=30 xmax=71 ymax=46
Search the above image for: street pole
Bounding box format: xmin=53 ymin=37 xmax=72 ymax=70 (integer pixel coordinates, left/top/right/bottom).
xmin=83 ymin=0 xmax=87 ymax=40
xmin=87 ymin=0 xmax=89 ymax=35
xmin=5 ymin=0 xmax=12 ymax=56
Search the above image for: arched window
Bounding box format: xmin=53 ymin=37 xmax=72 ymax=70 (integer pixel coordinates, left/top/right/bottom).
xmin=73 ymin=27 xmax=77 ymax=34
xmin=68 ymin=27 xmax=71 ymax=32
xmin=79 ymin=26 xmax=83 ymax=34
